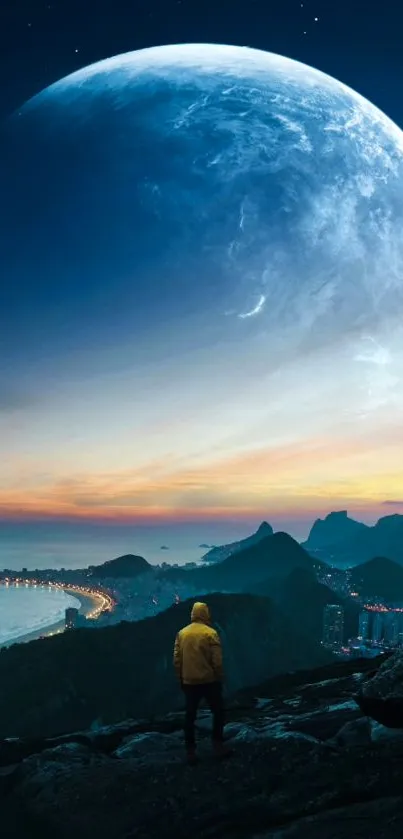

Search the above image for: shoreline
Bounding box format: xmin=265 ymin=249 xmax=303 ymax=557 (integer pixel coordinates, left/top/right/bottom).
xmin=1 ymin=586 xmax=107 ymax=648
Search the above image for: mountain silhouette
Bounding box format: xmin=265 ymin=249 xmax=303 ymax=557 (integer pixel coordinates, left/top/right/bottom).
xmin=277 ymin=565 xmax=359 ymax=642
xmin=303 ymin=512 xmax=403 ymax=567
xmin=349 ymin=556 xmax=403 ymax=602
xmin=201 ymin=520 xmax=274 ymax=564
xmin=89 ymin=554 xmax=151 ymax=579
xmin=303 ymin=511 xmax=369 ymax=551
xmin=170 ymin=532 xmax=325 ymax=594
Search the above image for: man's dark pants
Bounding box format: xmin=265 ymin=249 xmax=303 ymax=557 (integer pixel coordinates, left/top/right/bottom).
xmin=182 ymin=681 xmax=224 ymax=748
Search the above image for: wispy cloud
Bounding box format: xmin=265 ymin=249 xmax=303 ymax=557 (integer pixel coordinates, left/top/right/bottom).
xmin=0 ymin=429 xmax=401 ymax=523
xmin=238 ymin=294 xmax=266 ymax=319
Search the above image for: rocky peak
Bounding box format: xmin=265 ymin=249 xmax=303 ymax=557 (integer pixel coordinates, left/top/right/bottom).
xmin=201 ymin=522 xmax=274 ymax=565
xmin=304 ymin=511 xmax=368 ymax=550
xmin=375 ymin=513 xmax=403 ymax=532
xmin=256 ymin=521 xmax=274 ymax=535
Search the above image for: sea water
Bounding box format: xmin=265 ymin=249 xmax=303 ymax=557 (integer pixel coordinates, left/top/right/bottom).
xmin=0 ymin=520 xmax=269 ymax=570
xmin=0 ymin=584 xmax=80 ymax=645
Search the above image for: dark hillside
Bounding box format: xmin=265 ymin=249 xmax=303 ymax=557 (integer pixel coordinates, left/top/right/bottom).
xmin=0 ymin=593 xmax=330 ymax=739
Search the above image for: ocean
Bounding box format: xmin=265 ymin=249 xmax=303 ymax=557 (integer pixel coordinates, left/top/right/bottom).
xmin=0 ymin=519 xmax=286 ymax=571
xmin=0 ymin=584 xmax=81 ymax=646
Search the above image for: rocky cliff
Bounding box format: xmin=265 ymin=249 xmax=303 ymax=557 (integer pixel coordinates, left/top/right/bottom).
xmin=2 ymin=653 xmax=403 ymax=839
xmin=303 ymin=511 xmax=369 ymax=551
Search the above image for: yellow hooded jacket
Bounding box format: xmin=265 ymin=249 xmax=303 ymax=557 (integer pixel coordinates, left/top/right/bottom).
xmin=173 ymin=602 xmax=223 ymax=685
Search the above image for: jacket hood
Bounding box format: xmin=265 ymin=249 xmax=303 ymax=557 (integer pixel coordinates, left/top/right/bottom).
xmin=191 ymin=601 xmax=211 ymax=624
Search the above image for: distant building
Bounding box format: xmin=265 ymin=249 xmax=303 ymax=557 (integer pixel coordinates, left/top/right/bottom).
xmin=384 ymin=612 xmax=400 ymax=646
xmin=372 ymin=611 xmax=384 ymax=643
xmin=358 ymin=609 xmax=371 ymax=641
xmin=65 ymin=607 xmax=79 ymax=630
xmin=323 ymin=604 xmax=344 ymax=648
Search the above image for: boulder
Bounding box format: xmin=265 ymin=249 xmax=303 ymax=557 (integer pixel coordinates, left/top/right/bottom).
xmin=356 ymin=694 xmax=403 ymax=728
xmin=10 ymin=740 xmax=109 ymax=799
xmin=329 ymin=717 xmax=372 ymax=748
xmin=15 ymin=741 xmax=98 ymax=780
xmin=370 ymin=721 xmax=403 ymax=743
xmin=256 ymin=698 xmax=274 ymax=710
xmin=115 ymin=731 xmax=182 ymax=763
xmin=266 ymin=730 xmax=318 ymax=745
xmin=361 ymin=650 xmax=403 ymax=701
xmin=0 ymin=737 xmax=48 ymax=767
xmin=230 ymin=725 xmax=262 ymax=743
xmin=354 ymin=650 xmax=403 ymax=728
xmin=278 ymin=701 xmax=360 ymax=742
xmin=220 ymin=722 xmax=253 ymax=740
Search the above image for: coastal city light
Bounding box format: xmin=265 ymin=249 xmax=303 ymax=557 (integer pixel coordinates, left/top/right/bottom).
xmin=0 ymin=565 xmax=189 ymax=646
xmin=0 ymin=577 xmax=116 ymax=641
xmin=3 ymin=551 xmax=403 ymax=658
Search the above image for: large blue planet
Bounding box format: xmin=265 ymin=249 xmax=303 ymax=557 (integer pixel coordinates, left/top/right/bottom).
xmin=3 ymin=43 xmax=403 ymax=363
xmin=1 ymin=43 xmax=403 ymax=520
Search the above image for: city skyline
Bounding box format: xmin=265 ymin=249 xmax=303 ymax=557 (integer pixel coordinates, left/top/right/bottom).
xmin=1 ymin=2 xmax=403 ymax=548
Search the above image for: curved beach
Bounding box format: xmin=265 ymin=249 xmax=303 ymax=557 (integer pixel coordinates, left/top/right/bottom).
xmin=0 ymin=585 xmax=108 ymax=648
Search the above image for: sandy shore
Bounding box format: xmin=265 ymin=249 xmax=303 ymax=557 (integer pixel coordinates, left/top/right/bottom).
xmin=64 ymin=587 xmax=103 ymax=619
xmin=1 ymin=587 xmax=105 ymax=648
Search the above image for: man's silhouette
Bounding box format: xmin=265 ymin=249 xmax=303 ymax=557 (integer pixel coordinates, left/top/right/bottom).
xmin=173 ymin=601 xmax=232 ymax=764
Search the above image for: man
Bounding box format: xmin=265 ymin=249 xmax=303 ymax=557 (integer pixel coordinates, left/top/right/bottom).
xmin=173 ymin=601 xmax=232 ymax=764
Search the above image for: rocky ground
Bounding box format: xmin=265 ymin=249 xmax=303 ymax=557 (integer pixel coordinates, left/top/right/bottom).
xmin=2 ymin=652 xmax=403 ymax=838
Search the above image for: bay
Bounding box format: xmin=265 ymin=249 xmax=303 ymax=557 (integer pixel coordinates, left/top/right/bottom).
xmin=0 ymin=583 xmax=80 ymax=645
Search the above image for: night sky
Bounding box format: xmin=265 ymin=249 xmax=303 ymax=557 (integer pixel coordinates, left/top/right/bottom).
xmin=1 ymin=0 xmax=403 ymax=552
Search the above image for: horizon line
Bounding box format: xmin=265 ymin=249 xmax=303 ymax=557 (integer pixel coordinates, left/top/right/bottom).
xmin=0 ymin=504 xmax=401 ymax=529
